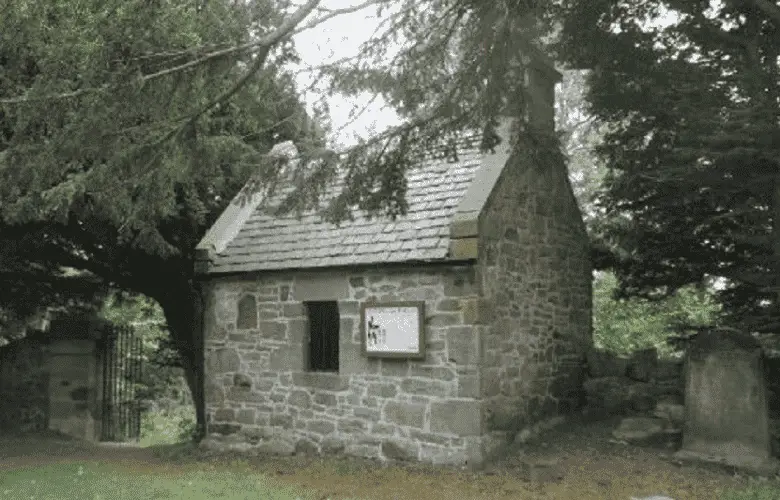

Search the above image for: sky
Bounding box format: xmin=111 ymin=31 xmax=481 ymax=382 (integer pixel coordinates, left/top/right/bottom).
xmin=290 ymin=1 xmax=400 ymax=148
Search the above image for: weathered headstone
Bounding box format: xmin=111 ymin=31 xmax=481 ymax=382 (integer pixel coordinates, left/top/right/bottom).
xmin=674 ymin=329 xmax=778 ymax=474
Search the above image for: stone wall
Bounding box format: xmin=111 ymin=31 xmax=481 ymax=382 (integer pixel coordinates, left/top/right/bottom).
xmin=0 ymin=319 xmax=108 ymax=440
xmin=476 ymin=136 xmax=592 ymax=441
xmin=202 ymin=265 xmax=487 ymax=466
xmin=0 ymin=333 xmax=50 ymax=434
xmin=583 ymin=348 xmax=684 ymax=417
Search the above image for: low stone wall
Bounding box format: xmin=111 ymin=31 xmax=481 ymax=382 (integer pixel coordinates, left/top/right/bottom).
xmin=584 ymin=346 xmax=780 ymax=456
xmin=0 ymin=320 xmax=107 ymax=440
xmin=0 ymin=333 xmax=50 ymax=434
xmin=583 ymin=347 xmax=684 ymax=418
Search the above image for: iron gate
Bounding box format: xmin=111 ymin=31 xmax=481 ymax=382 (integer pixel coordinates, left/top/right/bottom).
xmin=100 ymin=323 xmax=143 ymax=442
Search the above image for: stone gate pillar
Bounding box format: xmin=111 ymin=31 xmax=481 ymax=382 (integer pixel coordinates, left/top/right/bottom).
xmin=675 ymin=329 xmax=778 ymax=474
xmin=46 ymin=317 xmax=107 ymax=441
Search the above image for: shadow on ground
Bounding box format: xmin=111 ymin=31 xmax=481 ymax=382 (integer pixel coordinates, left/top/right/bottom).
xmin=0 ymin=417 xmax=774 ymax=500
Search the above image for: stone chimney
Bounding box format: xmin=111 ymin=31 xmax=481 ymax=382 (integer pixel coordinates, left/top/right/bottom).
xmin=519 ymin=45 xmax=562 ymax=132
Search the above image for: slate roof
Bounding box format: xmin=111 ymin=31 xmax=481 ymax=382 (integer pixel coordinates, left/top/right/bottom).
xmin=196 ymin=118 xmax=517 ymax=275
xmin=206 ymin=146 xmax=483 ymax=274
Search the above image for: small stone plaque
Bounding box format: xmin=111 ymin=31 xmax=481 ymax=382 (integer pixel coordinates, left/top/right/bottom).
xmin=361 ymin=302 xmax=425 ymax=359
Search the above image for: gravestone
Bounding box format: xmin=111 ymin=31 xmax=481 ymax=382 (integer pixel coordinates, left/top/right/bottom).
xmin=674 ymin=329 xmax=778 ymax=474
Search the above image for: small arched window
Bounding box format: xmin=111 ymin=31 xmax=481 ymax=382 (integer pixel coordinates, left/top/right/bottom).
xmin=236 ymin=295 xmax=257 ymax=330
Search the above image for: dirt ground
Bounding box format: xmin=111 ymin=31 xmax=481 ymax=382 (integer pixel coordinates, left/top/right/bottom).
xmin=0 ymin=417 xmax=773 ymax=500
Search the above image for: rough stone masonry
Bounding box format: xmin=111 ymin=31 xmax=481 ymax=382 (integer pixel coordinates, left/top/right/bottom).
xmin=198 ymin=46 xmax=592 ymax=468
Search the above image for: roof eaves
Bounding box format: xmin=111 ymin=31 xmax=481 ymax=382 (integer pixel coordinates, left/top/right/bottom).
xmin=447 ymin=117 xmax=515 ymax=260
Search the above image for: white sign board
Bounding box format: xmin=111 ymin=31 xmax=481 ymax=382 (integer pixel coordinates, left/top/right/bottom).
xmin=361 ymin=302 xmax=425 ymax=358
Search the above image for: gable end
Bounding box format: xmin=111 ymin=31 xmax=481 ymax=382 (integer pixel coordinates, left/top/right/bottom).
xmin=447 ymin=118 xmax=515 ymax=260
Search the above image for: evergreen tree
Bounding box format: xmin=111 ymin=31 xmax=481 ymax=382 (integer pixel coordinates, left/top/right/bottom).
xmin=556 ymin=0 xmax=780 ymax=332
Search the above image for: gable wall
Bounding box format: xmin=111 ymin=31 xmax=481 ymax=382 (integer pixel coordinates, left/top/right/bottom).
xmin=477 ymin=136 xmax=592 ymax=439
xmin=201 ymin=264 xmax=490 ymax=466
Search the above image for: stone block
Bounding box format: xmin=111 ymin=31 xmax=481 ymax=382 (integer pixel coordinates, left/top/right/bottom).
xmin=270 ymin=414 xmax=293 ymax=428
xmin=484 ymin=401 xmax=519 ymax=432
xmin=294 ymin=275 xmax=349 ymax=300
xmin=340 ymin=344 xmax=380 ymax=375
xmin=586 ymin=348 xmax=629 ymax=378
xmin=308 ymin=419 xmax=336 ymax=435
xmin=206 ymin=326 xmax=228 ymax=342
xmin=338 ymin=301 xmax=360 ymax=316
xmin=339 ymin=419 xmax=368 ymax=433
xmin=345 ymin=443 xmax=381 ymax=459
xmin=583 ymin=377 xmax=657 ymax=416
xmin=355 ymin=406 xmax=380 ymax=421
xmin=449 ymin=238 xmax=478 ymax=260
xmin=214 ymin=408 xmax=235 ymax=422
xmin=314 ymin=392 xmax=338 ymax=407
xmin=206 ymin=348 xmax=241 ymax=374
xmin=435 ymin=299 xmax=461 ymax=312
xmin=295 ymin=439 xmax=320 ymax=456
xmin=481 ymin=370 xmax=501 ymax=397
xmin=427 ymin=314 xmax=462 ymax=328
xmin=627 ymin=348 xmax=658 ymax=382
xmin=366 ymin=383 xmax=397 ymax=398
xmin=205 ymin=379 xmax=225 ymax=406
xmin=270 ymin=346 xmax=305 ymax=371
xmin=208 ymin=423 xmax=241 ymax=435
xmin=430 ymin=400 xmax=482 ymax=436
xmin=287 ymin=390 xmax=311 ymax=408
xmin=321 ymin=437 xmax=345 ymax=455
xmin=381 ymin=439 xmax=419 ymax=461
xmin=259 ymin=308 xmax=280 ymax=319
xmin=458 ymin=375 xmax=480 ymax=398
xmin=410 ymin=366 xmax=455 ymax=381
xmin=292 ymin=372 xmax=349 ymax=391
xmin=383 ymin=401 xmax=426 ymax=429
xmin=653 ymin=399 xmax=685 ymax=426
xmin=349 ymin=277 xmax=366 ymax=289
xmin=443 ymin=269 xmax=478 ymax=297
xmin=233 ymin=373 xmax=252 ymax=389
xmin=269 ymin=392 xmax=286 ymax=403
xmin=362 ymin=396 xmax=379 ymax=408
xmin=241 ymin=426 xmax=273 ymax=444
xmin=401 ymin=378 xmax=448 ymax=398
xmin=447 ymin=329 xmax=480 ymax=365
xmin=655 ymin=359 xmax=684 ymax=381
xmin=236 ymin=408 xmax=256 ymax=425
xmin=256 ymin=438 xmax=295 ymax=456
xmin=461 ymin=298 xmax=489 ymax=325
xmin=283 ymin=303 xmax=305 ymax=318
xmin=371 ymin=422 xmax=396 ymax=435
xmin=408 ymin=429 xmax=450 ymax=446
xmin=288 ymin=319 xmax=308 ymax=343
xmin=258 ymin=321 xmax=287 ymax=341
xmin=380 ymin=359 xmax=410 ymax=377
xmin=612 ymin=417 xmax=675 ymax=446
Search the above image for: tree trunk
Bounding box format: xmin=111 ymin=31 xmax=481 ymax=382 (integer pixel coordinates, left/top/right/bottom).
xmin=157 ymin=281 xmax=206 ymax=442
xmin=773 ymin=172 xmax=780 ymax=326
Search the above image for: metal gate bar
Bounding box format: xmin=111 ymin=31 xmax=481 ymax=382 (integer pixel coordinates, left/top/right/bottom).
xmin=100 ymin=324 xmax=142 ymax=442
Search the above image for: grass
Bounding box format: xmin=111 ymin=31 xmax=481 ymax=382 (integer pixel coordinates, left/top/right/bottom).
xmin=4 ymin=411 xmax=780 ymax=500
xmin=0 ymin=462 xmax=324 ymax=500
xmin=721 ymin=484 xmax=780 ymax=500
xmin=139 ymin=407 xmax=196 ymax=447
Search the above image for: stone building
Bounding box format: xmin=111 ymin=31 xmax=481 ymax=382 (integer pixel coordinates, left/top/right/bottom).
xmin=194 ymin=49 xmax=592 ymax=467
